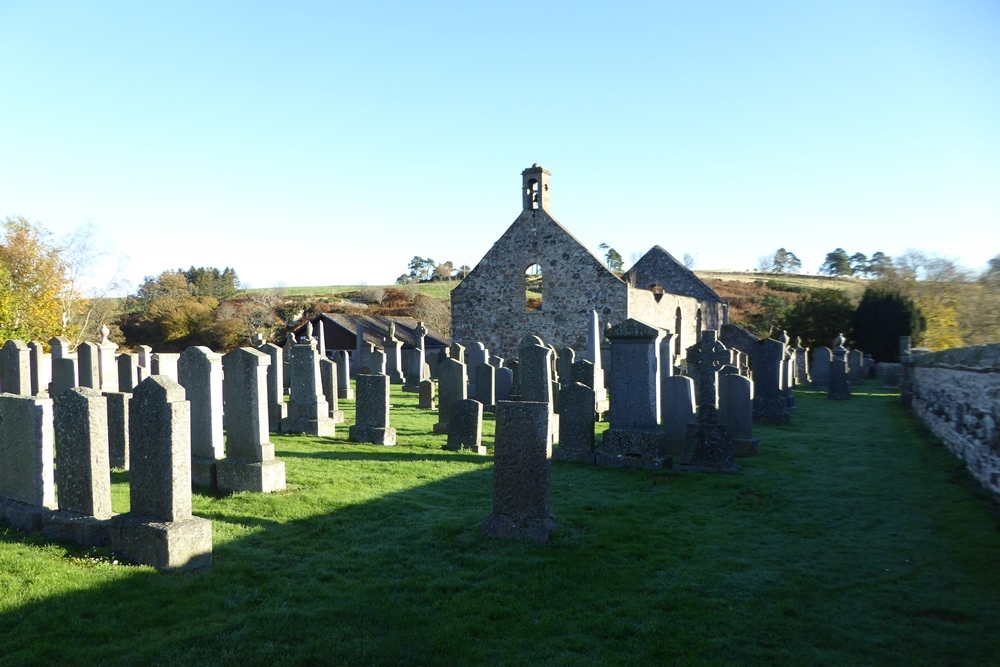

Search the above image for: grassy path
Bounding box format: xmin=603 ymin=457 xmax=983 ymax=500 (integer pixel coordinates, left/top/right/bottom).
xmin=1 ymin=387 xmax=999 ymax=665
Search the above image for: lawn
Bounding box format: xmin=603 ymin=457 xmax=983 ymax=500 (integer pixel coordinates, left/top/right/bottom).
xmin=1 ymin=386 xmax=999 ymax=666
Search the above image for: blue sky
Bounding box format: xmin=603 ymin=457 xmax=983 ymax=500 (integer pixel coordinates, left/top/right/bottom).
xmin=2 ymin=1 xmax=998 ymax=292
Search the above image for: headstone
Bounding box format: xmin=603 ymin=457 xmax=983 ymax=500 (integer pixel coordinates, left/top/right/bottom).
xmin=337 ymin=350 xmax=354 ymax=399
xmin=316 ymin=318 xmax=326 ymax=358
xmin=50 ymin=357 xmax=78 ymax=398
xmin=402 ymin=348 xmax=422 ymax=392
xmin=554 ymin=382 xmax=596 ymax=463
xmin=474 ymin=363 xmax=496 ymax=412
xmin=282 ymin=324 xmax=337 ymax=436
xmin=49 ymin=336 xmax=73 ymax=361
xmin=178 ymin=346 xmax=225 ymax=490
xmin=418 ymin=379 xmax=436 ymax=410
xmin=353 ymin=323 xmax=365 ymax=375
xmin=680 ymin=330 xmax=736 ymax=472
xmin=0 ymin=339 xmax=31 ymax=395
xmin=77 ymin=342 xmax=100 ymax=389
xmin=794 ymin=337 xmax=810 ymax=384
xmin=480 ymin=401 xmax=556 ymax=543
xmin=433 ymin=357 xmax=467 ymax=433
xmin=719 ymin=374 xmax=757 ymax=457
xmin=466 ymin=342 xmax=488 ymax=394
xmin=219 ymin=347 xmax=287 ymax=493
xmin=556 ymin=348 xmax=575 ymax=388
xmin=46 ymin=387 xmax=113 ymax=544
xmin=319 ymin=357 xmax=345 ymax=423
xmin=96 ymin=326 xmax=119 ymax=392
xmin=359 ymin=341 xmax=376 ymax=375
xmin=810 ymin=347 xmax=832 ymax=389
xmin=863 ymin=354 xmax=875 ymax=379
xmin=827 ymin=358 xmax=851 ymax=400
xmin=450 ymin=342 xmax=466 ymax=365
xmin=445 ymin=399 xmax=485 ymax=454
xmin=899 ymin=335 xmax=914 ymax=407
xmin=258 ymin=342 xmax=287 ymax=432
xmin=384 ymin=337 xmax=405 ymax=384
xmin=596 ymin=319 xmax=669 ymax=469
xmin=519 ymin=335 xmax=558 ymax=443
xmin=0 ymin=394 xmax=55 ymax=532
xmin=495 ymin=366 xmax=513 ymax=402
xmin=879 ymin=362 xmax=902 ymax=388
xmin=151 ymin=352 xmax=179 ymax=381
xmin=571 ymin=358 xmax=608 ymax=417
xmin=27 ymin=341 xmax=50 ymax=397
xmin=348 ymin=374 xmax=396 ymax=445
xmin=111 ymin=376 xmax=213 ymax=571
xmin=117 ymin=353 xmax=141 ymax=393
xmin=661 ymin=375 xmax=696 ymax=456
xmin=135 ymin=345 xmax=153 ymax=376
xmin=751 ymin=338 xmax=791 ymax=425
xmin=282 ymin=335 xmax=293 ymax=390
xmin=369 ymin=347 xmax=387 ymax=375
xmin=848 ymin=349 xmax=865 ymax=384
xmin=103 ymin=391 xmax=130 ymax=469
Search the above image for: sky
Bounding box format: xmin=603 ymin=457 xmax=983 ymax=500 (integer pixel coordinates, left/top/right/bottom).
xmin=1 ymin=1 xmax=998 ymax=294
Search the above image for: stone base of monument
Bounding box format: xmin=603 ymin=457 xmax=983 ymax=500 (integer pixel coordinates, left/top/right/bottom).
xmin=42 ymin=510 xmax=114 ymax=546
xmin=111 ymin=514 xmax=213 ymax=572
xmin=432 ymin=421 xmax=449 ymax=434
xmin=331 ymin=410 xmax=345 ymax=424
xmin=552 ymin=446 xmax=596 ymax=464
xmin=217 ymin=458 xmax=286 ymax=494
xmin=596 ymin=430 xmax=672 ymax=469
xmin=480 ymin=512 xmax=556 ymax=544
xmin=733 ymin=438 xmax=759 ymax=458
xmin=388 ymin=371 xmax=405 ymax=385
xmin=0 ymin=498 xmax=51 ymax=533
xmin=338 ymin=387 xmax=355 ymax=400
xmin=281 ymin=416 xmax=337 ymax=437
xmin=679 ymin=423 xmax=737 ymax=472
xmin=191 ymin=456 xmax=218 ymax=491
xmin=268 ymin=403 xmax=287 ymax=434
xmin=348 ymin=425 xmax=397 ymax=446
xmin=752 ymin=397 xmax=791 ymax=425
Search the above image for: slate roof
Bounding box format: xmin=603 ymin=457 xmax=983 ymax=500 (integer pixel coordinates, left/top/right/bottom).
xmin=291 ymin=314 xmax=450 ymax=350
xmin=622 ymin=245 xmax=725 ymax=304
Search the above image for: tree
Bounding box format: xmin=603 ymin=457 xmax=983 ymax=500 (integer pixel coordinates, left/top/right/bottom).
xmin=433 ymin=261 xmax=454 ymax=281
xmin=849 ymin=252 xmax=868 ymax=277
xmin=405 ymin=256 xmax=436 ymax=282
xmin=0 ymin=216 xmax=73 ymax=342
xmin=779 ymin=288 xmax=855 ymax=350
xmin=850 ymin=287 xmax=925 ymax=361
xmin=819 ymin=248 xmax=853 ymax=276
xmin=773 ymin=248 xmax=802 ymax=273
xmin=866 ymin=251 xmax=893 ymax=279
xmin=598 ymin=243 xmax=624 ymax=273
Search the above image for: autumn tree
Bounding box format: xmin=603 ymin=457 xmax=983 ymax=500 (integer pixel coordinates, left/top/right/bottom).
xmin=0 ymin=216 xmax=73 ymax=342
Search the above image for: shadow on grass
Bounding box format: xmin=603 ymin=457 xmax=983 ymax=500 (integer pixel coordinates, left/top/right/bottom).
xmin=2 ymin=390 xmax=1000 ymax=666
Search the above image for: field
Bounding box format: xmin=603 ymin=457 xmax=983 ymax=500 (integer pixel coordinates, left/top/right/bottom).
xmin=2 ymin=386 xmax=999 ymax=665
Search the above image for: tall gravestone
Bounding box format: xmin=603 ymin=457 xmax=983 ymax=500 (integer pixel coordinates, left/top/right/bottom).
xmin=337 ymin=350 xmax=355 ymax=399
xmin=0 ymin=339 xmax=31 ymax=395
xmin=136 ymin=345 xmax=153 ymax=377
xmin=480 ymin=401 xmax=556 ymax=543
xmin=47 ymin=387 xmax=113 ymax=545
xmin=596 ymin=319 xmax=669 ymax=469
xmin=848 ymin=349 xmax=865 ymax=384
xmin=258 ymin=342 xmax=287 ymax=432
xmin=77 ymin=341 xmax=100 ymax=390
xmin=794 ymin=337 xmax=810 ymax=384
xmin=556 ymin=347 xmax=575 ymax=389
xmin=0 ymin=394 xmax=56 ymax=532
xmin=554 ymin=382 xmax=596 ymax=463
xmin=495 ymin=366 xmax=513 ymax=402
xmin=111 ymin=376 xmax=213 ymax=571
xmin=219 ymin=348 xmax=287 ymax=493
xmin=103 ymin=390 xmax=130 ymax=469
xmin=403 ymin=321 xmax=428 ymax=392
xmin=319 ymin=357 xmax=345 ymax=423
xmin=50 ymin=356 xmax=78 ymax=399
xmin=827 ymin=335 xmax=851 ymax=401
xmin=151 ymin=352 xmax=180 ymax=381
xmin=348 ymin=373 xmax=396 ymax=445
xmin=433 ymin=357 xmax=467 ymax=433
xmin=719 ymin=374 xmax=757 ymax=457
xmin=661 ymin=375 xmax=696 ymax=456
xmin=97 ymin=326 xmax=119 ymax=392
xmin=811 ymin=347 xmax=832 ymax=389
xmin=418 ymin=379 xmax=436 ymax=410
xmin=27 ymin=341 xmax=50 ymax=397
xmin=466 ymin=342 xmax=488 ymax=395
xmin=383 ymin=323 xmax=405 ymax=384
xmin=117 ymin=352 xmax=142 ymax=393
xmin=283 ymin=323 xmax=337 ymax=436
xmin=474 ymin=362 xmax=496 ymax=412
xmin=680 ymin=330 xmax=736 ymax=472
xmin=752 ymin=338 xmax=791 ymax=424
xmin=178 ymin=346 xmax=225 ymax=490
xmin=369 ymin=348 xmax=387 ymax=375
xmin=519 ymin=335 xmax=558 ymax=444
xmin=445 ymin=398 xmax=485 ymax=454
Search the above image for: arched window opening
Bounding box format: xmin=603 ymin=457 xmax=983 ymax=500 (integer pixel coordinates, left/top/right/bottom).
xmin=696 ymin=308 xmax=703 ymax=342
xmin=674 ymin=307 xmax=682 ymax=356
xmin=526 ymin=263 xmax=543 ymax=311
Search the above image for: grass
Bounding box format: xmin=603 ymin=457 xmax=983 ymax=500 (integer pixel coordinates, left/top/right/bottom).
xmin=2 ymin=386 xmax=1000 ymax=665
xmin=250 ymin=281 xmax=461 ymax=300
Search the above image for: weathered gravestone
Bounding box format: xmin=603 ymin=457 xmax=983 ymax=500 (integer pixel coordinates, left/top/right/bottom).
xmin=680 ymin=330 xmax=736 ymax=472
xmin=402 ymin=321 xmax=428 ymax=392
xmin=337 ymin=350 xmax=354 ymax=400
xmin=151 ymin=352 xmax=179 ymax=381
xmin=77 ymin=342 xmax=100 ymax=390
xmin=319 ymin=357 xmax=345 ymax=423
xmin=556 ymin=347 xmax=575 ymax=389
xmin=554 ymin=382 xmax=596 ymax=464
xmin=219 ymin=347 xmax=287 ymax=493
xmin=519 ymin=335 xmax=558 ymax=444
xmin=27 ymin=341 xmax=50 ymax=397
xmin=46 ymin=387 xmax=114 ymax=545
xmin=383 ymin=329 xmax=405 ymax=384
xmin=97 ymin=326 xmax=119 ymax=392
xmin=661 ymin=375 xmax=696 ymax=457
xmin=0 ymin=394 xmax=55 ymax=532
xmin=811 ymin=347 xmax=832 ymax=389
xmin=752 ymin=338 xmax=791 ymax=425
xmin=0 ymin=339 xmax=30 ymax=395
xmin=135 ymin=344 xmax=153 ymax=377
xmin=879 ymin=362 xmax=902 ymax=388
xmin=596 ymin=319 xmax=670 ymax=469
xmin=719 ymin=374 xmax=757 ymax=457
xmin=256 ymin=342 xmax=288 ymax=432
xmin=433 ymin=356 xmax=467 ymax=434
xmin=474 ymin=362 xmax=496 ymax=412
xmin=282 ymin=324 xmax=337 ymax=436
xmin=178 ymin=346 xmax=225 ymax=490
xmin=571 ymin=358 xmax=608 ymax=419
xmin=495 ymin=366 xmax=513 ymax=402
xmin=418 ymin=379 xmax=436 ymax=410
xmin=794 ymin=337 xmax=810 ymax=385
xmin=848 ymin=349 xmax=865 ymax=384
xmin=348 ymin=373 xmax=396 ymax=445
xmin=103 ymin=390 xmax=130 ymax=469
xmin=827 ymin=334 xmax=851 ymax=400
xmin=50 ymin=357 xmax=78 ymax=399
xmin=445 ymin=398 xmax=485 ymax=454
xmin=111 ymin=376 xmax=212 ymax=571
xmin=466 ymin=342 xmax=488 ymax=395
xmin=117 ymin=352 xmax=142 ymax=393
xmin=480 ymin=401 xmax=556 ymax=543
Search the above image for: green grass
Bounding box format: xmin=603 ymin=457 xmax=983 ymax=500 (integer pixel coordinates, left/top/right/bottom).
xmin=2 ymin=386 xmax=1000 ymax=665
xmin=249 ymin=281 xmax=461 ymax=300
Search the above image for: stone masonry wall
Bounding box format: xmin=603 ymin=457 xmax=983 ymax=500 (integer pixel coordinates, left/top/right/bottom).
xmin=626 ymin=287 xmax=726 ymax=360
xmin=910 ymin=344 xmax=1000 ymax=495
xmin=451 ymin=209 xmax=628 ymax=360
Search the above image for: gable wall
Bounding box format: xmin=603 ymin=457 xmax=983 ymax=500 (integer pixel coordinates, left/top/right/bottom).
xmin=626 ymin=287 xmax=726 ymax=361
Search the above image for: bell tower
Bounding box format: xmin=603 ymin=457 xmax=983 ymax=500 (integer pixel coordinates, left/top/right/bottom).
xmin=521 ymin=163 xmax=551 ymax=212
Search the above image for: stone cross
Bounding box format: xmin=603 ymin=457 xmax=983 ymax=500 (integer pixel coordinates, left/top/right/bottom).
xmin=686 ymin=330 xmax=730 ymax=422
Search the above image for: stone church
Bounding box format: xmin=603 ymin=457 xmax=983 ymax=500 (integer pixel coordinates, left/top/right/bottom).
xmin=450 ymin=164 xmax=728 ymax=361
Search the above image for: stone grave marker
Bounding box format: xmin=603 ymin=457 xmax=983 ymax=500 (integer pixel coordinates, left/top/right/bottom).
xmin=810 ymin=347 xmax=832 ymax=389
xmin=27 ymin=341 xmax=50 ymax=397
xmin=319 ymin=357 xmax=345 ymax=423
xmin=0 ymin=339 xmax=30 ymax=395
xmin=445 ymin=398 xmax=485 ymax=454
xmin=680 ymin=330 xmax=736 ymax=472
xmin=661 ymin=375 xmax=696 ymax=456
xmin=103 ymin=390 xmax=130 ymax=469
xmin=554 ymin=382 xmax=595 ymax=463
xmin=719 ymin=374 xmax=757 ymax=457
xmin=433 ymin=357 xmax=467 ymax=433
xmin=474 ymin=362 xmax=496 ymax=412
xmin=752 ymin=337 xmax=791 ymax=425
xmin=282 ymin=323 xmax=337 ymax=437
xmin=348 ymin=373 xmax=396 ymax=445
xmin=258 ymin=342 xmax=287 ymax=432
xmin=178 ymin=346 xmax=225 ymax=490
xmin=337 ymin=350 xmax=354 ymax=399
xmin=0 ymin=394 xmax=55 ymax=532
xmin=418 ymin=379 xmax=436 ymax=410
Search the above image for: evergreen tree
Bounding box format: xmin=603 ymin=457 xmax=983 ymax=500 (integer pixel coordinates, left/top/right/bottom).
xmin=850 ymin=287 xmax=925 ymax=361
xmin=779 ymin=288 xmax=855 ymax=350
xmin=820 ymin=248 xmax=853 ymax=276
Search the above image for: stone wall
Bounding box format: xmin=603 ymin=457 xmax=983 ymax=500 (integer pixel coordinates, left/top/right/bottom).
xmin=910 ymin=344 xmax=1000 ymax=495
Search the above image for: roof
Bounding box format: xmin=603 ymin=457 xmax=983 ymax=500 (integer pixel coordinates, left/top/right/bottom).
xmin=622 ymin=245 xmax=725 ymax=304
xmin=294 ymin=313 xmax=450 ymax=350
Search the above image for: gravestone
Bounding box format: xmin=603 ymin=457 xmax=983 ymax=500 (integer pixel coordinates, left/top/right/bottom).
xmin=49 ymin=336 xmax=74 ymax=361
xmin=178 ymin=346 xmax=225 ymax=490
xmin=316 ymin=318 xmax=326 ymax=358
xmin=827 ymin=335 xmax=851 ymax=400
xmin=117 ymin=353 xmax=141 ymax=393
xmin=258 ymin=342 xmax=287 ymax=432
xmin=899 ymin=335 xmax=914 ymax=407
xmin=879 ymin=362 xmax=902 ymax=388
xmin=384 ymin=335 xmax=405 ymax=384
xmin=596 ymin=319 xmax=669 ymax=469
xmin=719 ymin=374 xmax=757 ymax=457
xmin=556 ymin=347 xmax=575 ymax=388
xmin=418 ymin=379 xmax=436 ymax=410
xmin=219 ymin=348 xmax=287 ymax=493
xmin=77 ymin=342 xmax=100 ymax=389
xmin=0 ymin=394 xmax=55 ymax=532
xmin=337 ymin=350 xmax=354 ymax=399
xmin=319 ymin=357 xmax=345 ymax=423
xmin=433 ymin=357 xmax=467 ymax=433
xmin=572 ymin=358 xmax=608 ymax=418
xmin=136 ymin=344 xmax=153 ymax=377
xmin=348 ymin=374 xmax=396 ymax=445
xmin=474 ymin=362 xmax=496 ymax=412
xmin=445 ymin=398 xmax=485 ymax=454
xmin=495 ymin=366 xmax=513 ymax=401
xmin=519 ymin=335 xmax=558 ymax=443
xmin=752 ymin=338 xmax=791 ymax=425
xmin=0 ymin=339 xmax=31 ymax=395
xmin=661 ymin=375 xmax=696 ymax=456
xmin=848 ymin=349 xmax=865 ymax=384
xmin=403 ymin=321 xmax=428 ymax=392
xmin=111 ymin=376 xmax=213 ymax=571
xmin=794 ymin=337 xmax=810 ymax=384
xmin=50 ymin=357 xmax=78 ymax=399
xmin=46 ymin=387 xmax=113 ymax=544
xmin=282 ymin=324 xmax=337 ymax=436
xmin=96 ymin=326 xmax=119 ymax=392
xmin=810 ymin=347 xmax=832 ymax=389
xmin=480 ymin=401 xmax=556 ymax=543
xmin=466 ymin=342 xmax=489 ymax=395
xmin=450 ymin=342 xmax=466 ymax=364
xmin=151 ymin=352 xmax=179 ymax=380
xmin=103 ymin=390 xmax=130 ymax=469
xmin=358 ymin=341 xmax=375 ymax=375
xmin=680 ymin=330 xmax=736 ymax=472
xmin=507 ymin=358 xmax=521 ymax=399
xmin=554 ymin=382 xmax=596 ymax=463
xmin=369 ymin=348 xmax=387 ymax=375
xmin=27 ymin=341 xmax=50 ymax=397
